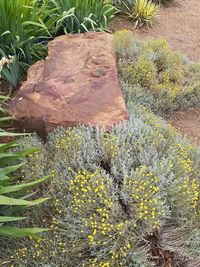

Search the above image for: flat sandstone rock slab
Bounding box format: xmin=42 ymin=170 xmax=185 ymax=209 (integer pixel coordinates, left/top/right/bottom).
xmin=10 ymin=32 xmax=128 ymax=136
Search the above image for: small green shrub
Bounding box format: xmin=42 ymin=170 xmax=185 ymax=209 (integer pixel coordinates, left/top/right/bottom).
xmin=132 ymin=55 xmax=158 ymax=88
xmin=117 ymin=0 xmax=159 ymax=28
xmin=113 ymin=30 xmax=136 ymax=57
xmin=115 ymin=31 xmax=200 ymax=114
xmin=1 ymin=104 xmax=200 ymax=266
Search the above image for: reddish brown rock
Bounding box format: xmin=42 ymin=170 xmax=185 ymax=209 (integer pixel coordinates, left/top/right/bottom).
xmin=10 ymin=32 xmax=128 ymax=137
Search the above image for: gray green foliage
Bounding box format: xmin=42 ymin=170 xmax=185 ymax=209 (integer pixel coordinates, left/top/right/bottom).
xmin=1 ymin=104 xmax=200 ymax=266
xmin=114 ymin=30 xmax=200 ymax=115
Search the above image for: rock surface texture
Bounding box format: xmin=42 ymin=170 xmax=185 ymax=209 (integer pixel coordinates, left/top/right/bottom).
xmin=10 ymin=32 xmax=128 ymax=137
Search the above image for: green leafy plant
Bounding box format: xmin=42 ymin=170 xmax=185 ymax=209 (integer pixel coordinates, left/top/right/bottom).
xmin=0 ymin=0 xmax=58 ymax=67
xmin=49 ymin=0 xmax=118 ymax=33
xmin=117 ymin=0 xmax=159 ymax=27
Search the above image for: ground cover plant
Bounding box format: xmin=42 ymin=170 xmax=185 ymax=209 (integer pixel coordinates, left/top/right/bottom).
xmin=1 ymin=103 xmax=200 ymax=266
xmin=114 ymin=30 xmax=200 ymax=115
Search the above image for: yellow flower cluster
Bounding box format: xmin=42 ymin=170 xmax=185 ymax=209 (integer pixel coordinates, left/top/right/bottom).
xmin=55 ymin=129 xmax=81 ymax=152
xmin=68 ymin=168 xmax=165 ymax=266
xmin=143 ymin=37 xmax=169 ymax=51
xmin=9 ymin=200 xmax=67 ymax=266
xmin=176 ymin=143 xmax=193 ymax=173
xmin=123 ymin=166 xmax=164 ymax=228
xmin=69 ymin=170 xmax=114 ymax=239
xmin=181 ymin=178 xmax=199 ymax=210
xmin=133 ymin=55 xmax=157 ymax=89
xmin=103 ymin=133 xmax=119 ymax=158
xmin=69 ymin=170 xmax=138 ymax=265
xmin=113 ymin=30 xmax=135 ymax=55
xmin=155 ymin=68 xmax=184 ymax=103
xmin=10 ymin=228 xmax=68 ymax=266
xmin=173 ymin=144 xmax=199 ymax=213
xmin=84 ymin=242 xmax=132 ymax=267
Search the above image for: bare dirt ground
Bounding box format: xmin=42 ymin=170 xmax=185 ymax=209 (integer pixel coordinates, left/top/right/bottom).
xmin=168 ymin=108 xmax=200 ymax=145
xmin=110 ymin=0 xmax=200 ymax=145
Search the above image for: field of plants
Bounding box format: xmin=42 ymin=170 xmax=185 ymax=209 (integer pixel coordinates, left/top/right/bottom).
xmin=1 ymin=1 xmax=200 ymax=267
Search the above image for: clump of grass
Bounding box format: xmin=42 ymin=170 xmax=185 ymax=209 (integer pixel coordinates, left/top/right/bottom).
xmin=116 ymin=0 xmax=159 ymax=28
xmin=49 ymin=0 xmax=117 ymax=34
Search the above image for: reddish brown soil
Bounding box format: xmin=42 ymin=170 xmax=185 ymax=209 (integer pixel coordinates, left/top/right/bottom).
xmin=110 ymin=0 xmax=200 ymax=145
xmin=168 ymin=108 xmax=200 ymax=145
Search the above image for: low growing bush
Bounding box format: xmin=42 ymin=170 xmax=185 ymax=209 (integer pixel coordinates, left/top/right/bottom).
xmin=114 ymin=30 xmax=200 ymax=114
xmin=1 ymin=105 xmax=200 ymax=266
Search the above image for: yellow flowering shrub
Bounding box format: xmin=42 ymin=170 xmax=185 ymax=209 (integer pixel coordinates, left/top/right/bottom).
xmin=115 ymin=31 xmax=200 ymax=114
xmin=132 ymin=55 xmax=158 ymax=89
xmin=113 ymin=30 xmax=136 ymax=57
xmin=186 ymin=62 xmax=200 ymax=83
xmin=1 ymin=106 xmax=200 ymax=266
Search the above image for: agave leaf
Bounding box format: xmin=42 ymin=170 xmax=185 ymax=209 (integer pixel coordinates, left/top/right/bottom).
xmin=0 ymin=141 xmax=18 ymax=153
xmin=0 ymin=117 xmax=11 ymax=122
xmin=0 ymin=132 xmax=27 ymax=137
xmin=0 ymin=226 xmax=49 ymax=238
xmin=0 ymin=163 xmax=24 ymax=178
xmin=0 ymin=216 xmax=27 ymax=222
xmin=0 ymin=175 xmax=51 ymax=194
xmin=0 ymin=195 xmax=49 ymax=206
